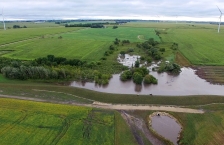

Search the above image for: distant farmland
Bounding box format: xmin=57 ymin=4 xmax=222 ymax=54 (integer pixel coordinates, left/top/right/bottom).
xmin=0 ymin=27 xmax=159 ymax=61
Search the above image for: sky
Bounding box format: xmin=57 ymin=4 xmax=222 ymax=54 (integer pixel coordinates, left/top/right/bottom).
xmin=1 ymin=0 xmax=224 ymax=21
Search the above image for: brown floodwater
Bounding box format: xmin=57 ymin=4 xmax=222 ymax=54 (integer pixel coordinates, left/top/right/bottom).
xmin=70 ymin=67 xmax=224 ymax=96
xmin=151 ymin=115 xmax=181 ymax=145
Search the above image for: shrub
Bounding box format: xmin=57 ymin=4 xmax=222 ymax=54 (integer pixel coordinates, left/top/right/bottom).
xmin=144 ymin=74 xmax=158 ymax=84
xmin=133 ymin=72 xmax=143 ymax=84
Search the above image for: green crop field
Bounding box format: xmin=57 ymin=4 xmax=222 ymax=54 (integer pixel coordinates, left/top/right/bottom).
xmin=0 ymin=27 xmax=160 ymax=60
xmin=0 ymin=27 xmax=83 ymax=45
xmin=123 ymin=22 xmax=224 ymax=65
xmin=0 ymin=22 xmax=60 ymax=29
xmin=161 ymin=27 xmax=224 ymax=65
xmin=0 ymin=98 xmax=127 ymax=145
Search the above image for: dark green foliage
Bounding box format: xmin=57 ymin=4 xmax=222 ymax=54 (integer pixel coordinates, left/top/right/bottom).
xmin=144 ymin=74 xmax=158 ymax=84
xmin=120 ymin=51 xmax=125 ymax=56
xmin=65 ymin=23 xmax=104 ymax=28
xmin=171 ymin=43 xmax=178 ymax=50
xmin=13 ymin=25 xmax=27 ymax=29
xmin=135 ymin=60 xmax=140 ymax=68
xmin=120 ymin=70 xmax=133 ymax=81
xmin=109 ymin=45 xmax=115 ymax=50
xmin=159 ymin=48 xmax=165 ymax=52
xmin=166 ymin=63 xmax=181 ymax=74
xmin=127 ymin=48 xmax=134 ymax=53
xmin=158 ymin=62 xmax=181 ymax=74
xmin=114 ymin=38 xmax=120 ymax=45
xmin=94 ymin=70 xmax=111 ymax=85
xmin=146 ymin=57 xmax=152 ymax=63
xmin=113 ymin=26 xmax=118 ymax=29
xmin=139 ymin=38 xmax=162 ymax=61
xmin=134 ymin=67 xmax=149 ymax=77
xmin=133 ymin=72 xmax=143 ymax=84
xmin=35 ymin=55 xmax=86 ymax=67
xmin=140 ymin=56 xmax=145 ymax=61
xmin=122 ymin=40 xmax=130 ymax=44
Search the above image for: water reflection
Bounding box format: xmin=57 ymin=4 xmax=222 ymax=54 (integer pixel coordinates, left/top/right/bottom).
xmin=70 ymin=67 xmax=224 ymax=96
xmin=151 ymin=115 xmax=181 ymax=145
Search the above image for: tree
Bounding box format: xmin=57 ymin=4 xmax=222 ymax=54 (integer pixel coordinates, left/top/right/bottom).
xmin=120 ymin=51 xmax=125 ymax=56
xmin=144 ymin=74 xmax=158 ymax=84
xmin=120 ymin=70 xmax=132 ymax=81
xmin=135 ymin=61 xmax=140 ymax=68
xmin=113 ymin=26 xmax=118 ymax=29
xmin=133 ymin=72 xmax=143 ymax=84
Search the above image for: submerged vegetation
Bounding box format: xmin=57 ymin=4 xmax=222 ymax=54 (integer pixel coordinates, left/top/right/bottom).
xmin=120 ymin=67 xmax=157 ymax=85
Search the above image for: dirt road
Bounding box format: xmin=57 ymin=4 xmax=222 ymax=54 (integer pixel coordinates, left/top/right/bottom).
xmin=0 ymin=94 xmax=204 ymax=114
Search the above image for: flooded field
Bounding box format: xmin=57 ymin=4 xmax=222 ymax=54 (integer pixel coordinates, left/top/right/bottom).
xmin=70 ymin=67 xmax=224 ymax=96
xmin=70 ymin=54 xmax=224 ymax=96
xmin=151 ymin=115 xmax=181 ymax=145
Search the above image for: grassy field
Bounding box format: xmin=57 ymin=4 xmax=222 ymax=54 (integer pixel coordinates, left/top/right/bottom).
xmin=0 ymin=27 xmax=83 ymax=45
xmin=161 ymin=28 xmax=224 ymax=65
xmin=0 ymin=98 xmax=137 ymax=145
xmin=124 ymin=22 xmax=224 ymax=65
xmin=172 ymin=105 xmax=224 ymax=145
xmin=0 ymin=22 xmax=59 ymax=29
xmin=0 ymin=27 xmax=160 ymax=60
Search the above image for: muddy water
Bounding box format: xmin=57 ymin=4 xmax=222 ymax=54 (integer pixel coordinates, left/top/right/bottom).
xmin=151 ymin=115 xmax=181 ymax=145
xmin=70 ymin=67 xmax=224 ymax=96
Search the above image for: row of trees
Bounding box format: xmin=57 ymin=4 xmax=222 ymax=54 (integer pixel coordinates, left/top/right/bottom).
xmin=65 ymin=23 xmax=104 ymax=28
xmin=34 ymin=55 xmax=87 ymax=67
xmin=13 ymin=25 xmax=27 ymax=28
xmin=0 ymin=57 xmax=112 ymax=85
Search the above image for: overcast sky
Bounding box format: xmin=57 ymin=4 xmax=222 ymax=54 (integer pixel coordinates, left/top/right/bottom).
xmin=1 ymin=0 xmax=224 ymax=21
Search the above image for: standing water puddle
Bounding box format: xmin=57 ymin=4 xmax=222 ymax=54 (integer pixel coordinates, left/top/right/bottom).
xmin=151 ymin=115 xmax=181 ymax=145
xmin=70 ymin=54 xmax=224 ymax=96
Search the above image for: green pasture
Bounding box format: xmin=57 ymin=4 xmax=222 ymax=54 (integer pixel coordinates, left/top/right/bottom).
xmin=0 ymin=22 xmax=59 ymax=29
xmin=0 ymin=98 xmax=116 ymax=145
xmin=173 ymin=105 xmax=224 ymax=145
xmin=161 ymin=28 xmax=224 ymax=65
xmin=1 ymin=38 xmax=109 ymax=60
xmin=62 ymin=27 xmax=160 ymax=42
xmin=0 ymin=27 xmax=83 ymax=45
xmin=0 ymin=27 xmax=159 ymax=60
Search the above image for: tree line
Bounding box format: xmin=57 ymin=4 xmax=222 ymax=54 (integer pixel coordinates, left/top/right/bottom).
xmin=0 ymin=56 xmax=111 ymax=85
xmin=65 ymin=23 xmax=108 ymax=28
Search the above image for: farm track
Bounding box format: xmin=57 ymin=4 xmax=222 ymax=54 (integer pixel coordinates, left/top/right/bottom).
xmin=120 ymin=111 xmax=165 ymax=145
xmin=0 ymin=110 xmax=27 ymax=135
xmin=0 ymin=94 xmax=204 ymax=114
xmin=51 ymin=118 xmax=70 ymax=145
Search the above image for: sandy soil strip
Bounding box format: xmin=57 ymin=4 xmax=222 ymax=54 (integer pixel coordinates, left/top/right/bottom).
xmin=91 ymin=102 xmax=204 ymax=114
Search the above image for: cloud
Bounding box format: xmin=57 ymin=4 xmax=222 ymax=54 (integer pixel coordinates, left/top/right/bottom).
xmin=1 ymin=0 xmax=224 ymax=21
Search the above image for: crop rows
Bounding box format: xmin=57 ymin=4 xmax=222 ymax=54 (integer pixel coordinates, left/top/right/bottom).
xmin=0 ymin=98 xmax=115 ymax=145
xmin=0 ymin=27 xmax=159 ymax=61
xmin=161 ymin=28 xmax=224 ymax=65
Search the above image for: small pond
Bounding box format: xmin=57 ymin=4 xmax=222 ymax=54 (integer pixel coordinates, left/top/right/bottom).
xmin=151 ymin=115 xmax=181 ymax=145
